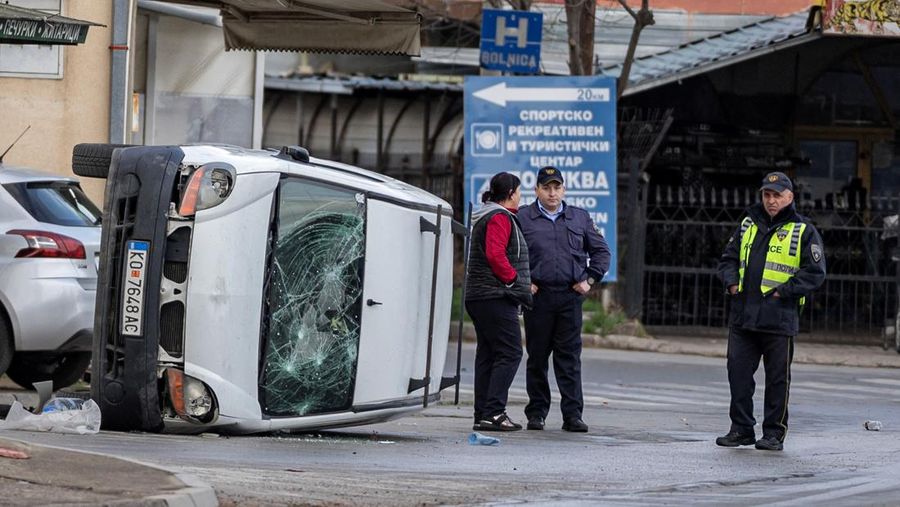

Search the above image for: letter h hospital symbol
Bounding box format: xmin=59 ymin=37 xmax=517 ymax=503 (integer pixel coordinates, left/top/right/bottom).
xmin=495 ymin=16 xmax=529 ymax=48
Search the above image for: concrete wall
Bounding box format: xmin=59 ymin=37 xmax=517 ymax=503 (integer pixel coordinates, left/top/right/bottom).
xmin=0 ymin=0 xmax=113 ymax=202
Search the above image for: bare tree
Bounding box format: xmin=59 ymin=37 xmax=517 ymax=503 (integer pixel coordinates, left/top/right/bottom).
xmin=615 ymin=0 xmax=654 ymax=97
xmin=564 ymin=0 xmax=654 ymax=84
xmin=477 ymin=0 xmax=653 ymax=91
xmin=564 ymin=0 xmax=597 ymax=76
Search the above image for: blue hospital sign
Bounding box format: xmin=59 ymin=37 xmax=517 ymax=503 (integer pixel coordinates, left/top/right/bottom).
xmin=479 ymin=9 xmax=543 ymax=74
xmin=464 ymin=76 xmax=618 ymax=281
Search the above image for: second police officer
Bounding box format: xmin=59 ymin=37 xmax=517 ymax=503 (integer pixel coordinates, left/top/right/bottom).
xmin=518 ymin=166 xmax=611 ymax=433
xmin=716 ymin=171 xmax=826 ymax=451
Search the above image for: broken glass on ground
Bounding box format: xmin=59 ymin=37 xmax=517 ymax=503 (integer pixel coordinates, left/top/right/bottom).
xmin=261 ymin=179 xmax=366 ymax=416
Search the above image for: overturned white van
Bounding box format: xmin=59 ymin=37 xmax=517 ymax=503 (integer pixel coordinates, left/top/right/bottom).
xmin=74 ymin=144 xmax=461 ymax=434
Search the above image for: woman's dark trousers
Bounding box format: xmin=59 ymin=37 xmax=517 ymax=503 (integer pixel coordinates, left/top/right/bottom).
xmin=466 ymin=297 xmax=523 ymax=420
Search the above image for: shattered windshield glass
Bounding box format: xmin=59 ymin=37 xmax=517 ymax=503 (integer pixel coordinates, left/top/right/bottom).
xmin=261 ymin=178 xmax=365 ymax=416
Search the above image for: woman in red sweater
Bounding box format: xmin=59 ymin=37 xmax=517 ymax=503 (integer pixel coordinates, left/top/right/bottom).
xmin=465 ymin=172 xmax=532 ymax=431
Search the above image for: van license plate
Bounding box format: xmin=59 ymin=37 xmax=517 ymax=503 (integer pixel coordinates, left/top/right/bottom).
xmin=122 ymin=240 xmax=150 ymax=336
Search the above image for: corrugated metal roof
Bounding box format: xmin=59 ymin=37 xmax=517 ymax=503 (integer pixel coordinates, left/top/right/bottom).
xmin=265 ymin=75 xmax=463 ymax=94
xmin=270 ymin=10 xmax=820 ymax=97
xmin=415 ymin=4 xmax=772 ymax=75
xmin=601 ymin=10 xmax=818 ymax=96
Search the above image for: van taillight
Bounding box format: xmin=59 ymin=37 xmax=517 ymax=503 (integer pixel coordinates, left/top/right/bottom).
xmin=7 ymin=229 xmax=86 ymax=259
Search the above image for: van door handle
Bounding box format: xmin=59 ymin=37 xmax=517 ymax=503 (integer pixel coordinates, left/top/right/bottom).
xmin=366 ymin=299 xmax=383 ymax=307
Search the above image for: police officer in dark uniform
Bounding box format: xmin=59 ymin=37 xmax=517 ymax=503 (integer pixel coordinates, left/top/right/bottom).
xmin=518 ymin=166 xmax=611 ymax=433
xmin=716 ymin=172 xmax=826 ymax=451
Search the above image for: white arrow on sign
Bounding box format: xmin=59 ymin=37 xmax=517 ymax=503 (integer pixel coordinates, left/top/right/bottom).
xmin=473 ymin=82 xmax=610 ymax=107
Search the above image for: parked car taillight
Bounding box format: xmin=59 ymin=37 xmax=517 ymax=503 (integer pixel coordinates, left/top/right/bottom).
xmin=7 ymin=229 xmax=86 ymax=259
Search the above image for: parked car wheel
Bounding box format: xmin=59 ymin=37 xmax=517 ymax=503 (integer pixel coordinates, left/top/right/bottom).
xmin=0 ymin=315 xmax=12 ymax=378
xmin=72 ymin=143 xmax=132 ymax=178
xmin=6 ymin=351 xmax=92 ymax=390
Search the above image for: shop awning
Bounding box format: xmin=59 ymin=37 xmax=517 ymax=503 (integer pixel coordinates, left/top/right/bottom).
xmin=0 ymin=3 xmax=102 ymax=45
xmin=148 ymin=0 xmax=422 ymax=55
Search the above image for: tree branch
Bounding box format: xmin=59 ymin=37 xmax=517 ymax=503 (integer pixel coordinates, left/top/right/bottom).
xmin=617 ymin=0 xmax=655 ymax=98
xmin=616 ymin=0 xmax=638 ymax=20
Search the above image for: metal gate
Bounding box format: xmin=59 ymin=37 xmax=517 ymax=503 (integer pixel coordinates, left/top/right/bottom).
xmin=639 ymin=185 xmax=900 ymax=344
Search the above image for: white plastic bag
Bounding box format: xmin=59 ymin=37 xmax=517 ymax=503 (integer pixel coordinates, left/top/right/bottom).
xmin=0 ymin=399 xmax=101 ymax=435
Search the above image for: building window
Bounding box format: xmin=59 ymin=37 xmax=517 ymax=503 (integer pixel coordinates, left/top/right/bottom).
xmin=0 ymin=0 xmax=65 ymax=79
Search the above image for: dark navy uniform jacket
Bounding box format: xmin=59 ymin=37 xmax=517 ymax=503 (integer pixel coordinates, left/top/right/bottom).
xmin=518 ymin=201 xmax=611 ymax=289
xmin=717 ymin=202 xmax=826 ymax=336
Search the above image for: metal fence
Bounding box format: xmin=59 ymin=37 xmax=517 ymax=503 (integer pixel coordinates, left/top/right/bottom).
xmin=640 ymin=185 xmax=900 ymax=344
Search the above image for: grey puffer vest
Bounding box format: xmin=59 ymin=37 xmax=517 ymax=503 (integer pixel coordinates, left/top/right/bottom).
xmin=465 ymin=205 xmax=532 ymax=308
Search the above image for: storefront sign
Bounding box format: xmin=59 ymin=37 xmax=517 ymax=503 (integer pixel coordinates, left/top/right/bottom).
xmin=464 ymin=76 xmax=618 ymax=281
xmin=0 ymin=18 xmax=89 ymax=45
xmin=822 ymin=0 xmax=900 ymax=36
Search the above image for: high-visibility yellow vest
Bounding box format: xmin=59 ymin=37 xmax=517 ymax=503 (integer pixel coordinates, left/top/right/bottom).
xmin=737 ymin=217 xmax=806 ymax=306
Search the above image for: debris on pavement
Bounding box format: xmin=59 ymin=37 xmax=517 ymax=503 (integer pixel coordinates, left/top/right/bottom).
xmin=864 ymin=420 xmax=883 ymax=431
xmin=468 ymin=432 xmax=500 ymax=446
xmin=0 ymin=400 xmax=101 ymax=434
xmin=0 ymin=446 xmax=29 ymax=459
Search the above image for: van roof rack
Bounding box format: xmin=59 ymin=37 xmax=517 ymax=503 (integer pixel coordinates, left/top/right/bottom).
xmin=274 ymin=145 xmax=310 ymax=163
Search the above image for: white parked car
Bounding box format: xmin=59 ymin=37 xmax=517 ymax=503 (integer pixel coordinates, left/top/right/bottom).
xmin=74 ymin=143 xmax=460 ymax=434
xmin=0 ymin=165 xmax=101 ymax=389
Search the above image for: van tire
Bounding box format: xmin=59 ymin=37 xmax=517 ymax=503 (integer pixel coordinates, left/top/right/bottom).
xmin=72 ymin=143 xmax=133 ymax=178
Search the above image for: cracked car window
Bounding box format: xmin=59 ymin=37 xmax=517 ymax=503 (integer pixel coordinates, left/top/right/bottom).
xmin=261 ymin=178 xmax=365 ymax=416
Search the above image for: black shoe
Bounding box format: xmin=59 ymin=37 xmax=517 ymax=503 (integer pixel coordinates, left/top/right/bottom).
xmin=715 ymin=431 xmax=756 ymax=447
xmin=473 ymin=414 xmax=481 ymax=431
xmin=527 ymin=417 xmax=545 ymax=430
xmin=562 ymin=418 xmax=589 ymax=433
xmin=755 ymin=436 xmax=784 ymax=451
xmin=477 ymin=413 xmax=522 ymax=432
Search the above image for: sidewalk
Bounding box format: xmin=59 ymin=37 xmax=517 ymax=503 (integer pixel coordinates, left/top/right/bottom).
xmin=587 ymin=333 xmax=900 ymax=368
xmin=0 ymin=420 xmax=217 ymax=506
xmin=456 ymin=321 xmax=900 ymax=368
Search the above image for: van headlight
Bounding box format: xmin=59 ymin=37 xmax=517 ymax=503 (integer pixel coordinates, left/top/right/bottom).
xmin=165 ymin=368 xmax=216 ymax=423
xmin=178 ymin=163 xmax=235 ymax=217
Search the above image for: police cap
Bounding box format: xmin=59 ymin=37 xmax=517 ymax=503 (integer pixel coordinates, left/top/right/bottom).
xmin=537 ymin=166 xmax=564 ymax=186
xmin=760 ymin=171 xmax=793 ymax=193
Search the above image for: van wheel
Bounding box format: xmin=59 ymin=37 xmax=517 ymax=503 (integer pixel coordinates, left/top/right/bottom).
xmin=0 ymin=317 xmax=11 ymax=378
xmin=72 ymin=143 xmax=133 ymax=178
xmin=6 ymin=352 xmax=92 ymax=391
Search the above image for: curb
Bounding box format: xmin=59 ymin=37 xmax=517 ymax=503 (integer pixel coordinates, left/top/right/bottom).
xmin=149 ymin=472 xmax=219 ymax=507
xmin=0 ymin=436 xmax=218 ymax=507
xmin=585 ymin=334 xmax=900 ymax=368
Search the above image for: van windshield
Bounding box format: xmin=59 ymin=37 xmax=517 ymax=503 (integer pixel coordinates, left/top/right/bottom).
xmin=4 ymin=181 xmax=101 ymax=226
xmin=260 ymin=178 xmax=366 ymax=416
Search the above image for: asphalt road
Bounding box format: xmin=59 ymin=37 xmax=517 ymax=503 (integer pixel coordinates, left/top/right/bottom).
xmin=3 ymin=344 xmax=900 ymax=505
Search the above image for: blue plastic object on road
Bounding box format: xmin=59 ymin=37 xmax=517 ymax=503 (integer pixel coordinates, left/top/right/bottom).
xmin=468 ymin=432 xmax=500 ymax=446
xmin=42 ymin=398 xmax=85 ymax=413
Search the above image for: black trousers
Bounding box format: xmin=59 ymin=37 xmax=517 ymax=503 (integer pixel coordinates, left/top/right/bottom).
xmin=466 ymin=297 xmax=523 ymax=419
xmin=523 ymin=290 xmax=584 ymax=421
xmin=727 ymin=327 xmax=794 ymax=441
